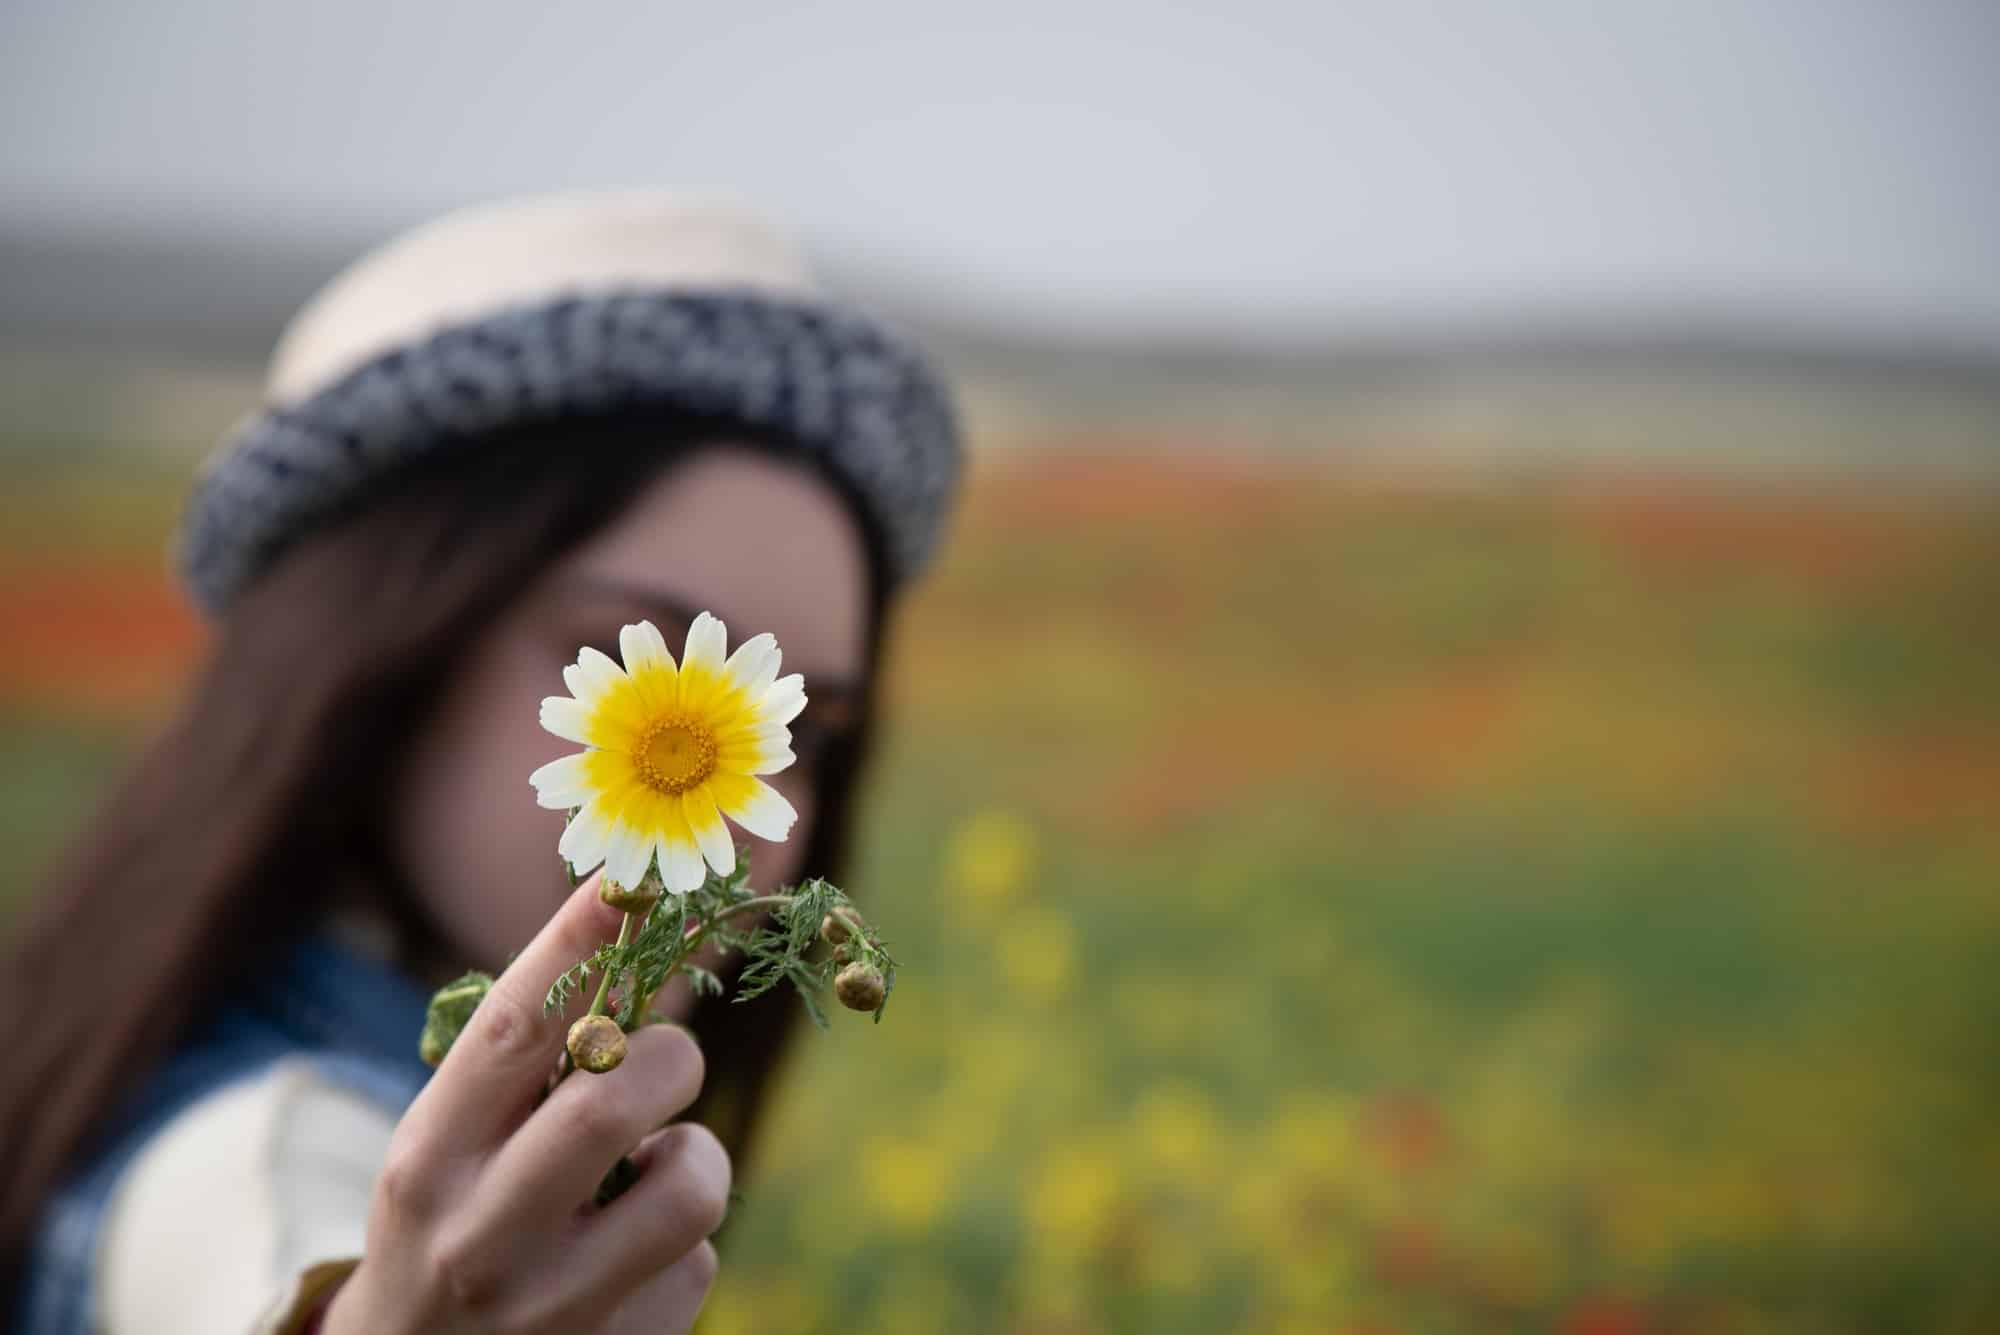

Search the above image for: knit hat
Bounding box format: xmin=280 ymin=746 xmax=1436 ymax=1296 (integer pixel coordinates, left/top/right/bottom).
xmin=177 ymin=191 xmax=963 ymax=614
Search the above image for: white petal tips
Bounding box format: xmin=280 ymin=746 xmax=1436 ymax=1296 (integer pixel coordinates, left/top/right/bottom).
xmin=684 ymin=788 xmax=738 ymax=877
xmin=564 ymin=646 xmax=626 ymax=708
xmin=723 ymin=632 xmax=783 ymax=697
xmin=603 ymin=819 xmax=654 ymax=893
xmin=657 ymin=829 xmax=707 ymax=894
xmin=719 ymin=777 xmax=799 ymax=842
xmin=761 ymin=674 xmax=808 ymax=725
xmin=557 ymin=800 xmax=613 ymax=875
xmin=619 ymin=620 xmax=674 ymax=675
xmin=682 ymin=611 xmax=728 ymax=678
xmin=540 ymin=697 xmax=592 ymax=745
xmin=528 ymin=752 xmax=593 ymax=808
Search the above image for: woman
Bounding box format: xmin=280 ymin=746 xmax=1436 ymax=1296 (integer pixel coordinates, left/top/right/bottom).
xmin=0 ymin=193 xmax=962 ymax=1333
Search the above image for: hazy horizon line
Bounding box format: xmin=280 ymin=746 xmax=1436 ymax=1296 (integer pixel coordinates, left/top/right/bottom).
xmin=3 ymin=216 xmax=1999 ymax=382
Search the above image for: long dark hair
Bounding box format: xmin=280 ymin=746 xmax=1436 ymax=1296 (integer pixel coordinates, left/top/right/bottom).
xmin=0 ymin=409 xmax=889 ymax=1258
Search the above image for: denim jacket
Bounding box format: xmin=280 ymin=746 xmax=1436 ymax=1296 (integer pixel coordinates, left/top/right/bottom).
xmin=13 ymin=935 xmax=433 ymax=1335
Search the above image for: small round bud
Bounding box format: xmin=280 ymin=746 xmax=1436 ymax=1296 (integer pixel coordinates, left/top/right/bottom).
xmin=419 ymin=971 xmax=494 ymax=1068
xmin=600 ymin=878 xmax=662 ymax=915
xmin=567 ymin=1014 xmax=628 ymax=1073
xmin=832 ymin=943 xmax=854 ymax=966
xmin=820 ymin=913 xmax=853 ymax=945
xmin=835 ymin=961 xmax=887 ymax=1013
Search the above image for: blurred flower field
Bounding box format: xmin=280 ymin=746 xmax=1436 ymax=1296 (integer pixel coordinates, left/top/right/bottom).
xmin=3 ymin=448 xmax=1998 ymax=1332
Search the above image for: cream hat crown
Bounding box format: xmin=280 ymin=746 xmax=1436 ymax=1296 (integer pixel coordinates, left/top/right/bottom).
xmin=179 ymin=190 xmax=961 ymax=613
xmin=266 ymin=192 xmax=820 ymax=403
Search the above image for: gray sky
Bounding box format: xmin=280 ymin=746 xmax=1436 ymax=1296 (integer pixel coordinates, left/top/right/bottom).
xmin=4 ymin=0 xmax=1997 ymax=341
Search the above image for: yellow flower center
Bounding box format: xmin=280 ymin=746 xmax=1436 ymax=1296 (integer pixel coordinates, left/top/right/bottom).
xmin=634 ymin=714 xmax=717 ymax=795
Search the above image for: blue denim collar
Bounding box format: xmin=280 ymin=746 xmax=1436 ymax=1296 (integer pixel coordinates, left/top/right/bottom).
xmin=245 ymin=931 xmax=437 ymax=1094
xmin=12 ymin=930 xmax=439 ymax=1335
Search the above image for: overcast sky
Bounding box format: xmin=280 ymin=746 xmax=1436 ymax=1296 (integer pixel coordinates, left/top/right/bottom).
xmin=3 ymin=0 xmax=1996 ymax=341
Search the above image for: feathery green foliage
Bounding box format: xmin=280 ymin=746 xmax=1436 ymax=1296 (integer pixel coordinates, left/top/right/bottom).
xmin=418 ymin=846 xmax=896 ymax=1075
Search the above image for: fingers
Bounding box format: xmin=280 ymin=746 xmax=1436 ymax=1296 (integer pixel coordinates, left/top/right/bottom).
xmin=483 ymin=1023 xmax=708 ymax=1221
xmin=411 ymin=872 xmax=627 ymax=1150
xmin=571 ymin=1123 xmax=733 ymax=1301
xmin=600 ymin=1241 xmax=719 ymax=1335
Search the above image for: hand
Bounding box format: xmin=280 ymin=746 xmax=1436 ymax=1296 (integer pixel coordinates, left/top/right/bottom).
xmin=321 ymin=875 xmax=729 ymax=1335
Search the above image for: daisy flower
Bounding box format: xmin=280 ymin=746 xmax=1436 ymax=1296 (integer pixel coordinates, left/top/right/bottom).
xmin=528 ymin=613 xmax=804 ymax=894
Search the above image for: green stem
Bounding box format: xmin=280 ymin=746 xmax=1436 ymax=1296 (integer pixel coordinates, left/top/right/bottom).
xmin=706 ymin=895 xmax=864 ymax=936
xmin=627 ymin=894 xmax=865 ymax=1025
xmin=673 ymin=894 xmax=810 ymax=959
xmin=551 ymin=911 xmax=634 ymax=1089
xmin=586 ymin=912 xmax=635 ymax=1019
xmin=613 ymin=892 xmax=876 ymax=1031
xmin=829 ymin=906 xmax=869 ymax=943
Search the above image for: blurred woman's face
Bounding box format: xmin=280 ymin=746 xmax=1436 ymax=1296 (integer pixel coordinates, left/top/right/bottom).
xmin=390 ymin=446 xmax=871 ymax=981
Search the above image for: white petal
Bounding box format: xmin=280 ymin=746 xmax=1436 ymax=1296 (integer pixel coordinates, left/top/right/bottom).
xmin=657 ymin=827 xmax=707 ymax=894
xmin=619 ymin=620 xmax=673 ymax=675
xmin=528 ymin=752 xmax=594 ymax=808
xmin=682 ymin=611 xmax=728 ymax=679
xmin=719 ymin=777 xmax=798 ymax=842
xmin=760 ymin=674 xmax=807 ymax=725
xmin=720 ymin=724 xmax=795 ymax=775
xmin=722 ymin=632 xmax=782 ymax=698
xmin=567 ymin=646 xmax=627 ymax=707
xmin=603 ymin=816 xmax=654 ymax=892
xmin=558 ymin=800 xmax=613 ymax=873
xmin=540 ymin=697 xmax=592 ymax=745
xmin=683 ymin=788 xmax=737 ymax=877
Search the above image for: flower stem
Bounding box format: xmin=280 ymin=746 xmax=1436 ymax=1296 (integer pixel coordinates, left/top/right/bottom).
xmin=625 ymin=894 xmax=862 ymax=1025
xmin=551 ymin=910 xmax=634 ymax=1089
xmin=587 ymin=912 xmax=635 ymax=1019
xmin=703 ymin=895 xmax=864 ymax=935
xmin=599 ymin=895 xmax=871 ymax=1034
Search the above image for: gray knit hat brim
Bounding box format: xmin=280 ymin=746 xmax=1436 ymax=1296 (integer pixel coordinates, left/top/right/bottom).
xmin=178 ymin=287 xmax=962 ymax=615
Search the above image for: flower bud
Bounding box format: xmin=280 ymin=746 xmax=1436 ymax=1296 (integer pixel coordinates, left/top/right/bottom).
xmin=832 ymin=943 xmax=854 ymax=966
xmin=834 ymin=961 xmax=887 ymax=1013
xmin=820 ymin=912 xmax=858 ymax=945
xmin=567 ymin=1014 xmax=628 ymax=1073
xmin=419 ymin=971 xmax=494 ymax=1067
xmin=600 ymin=878 xmax=662 ymax=915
